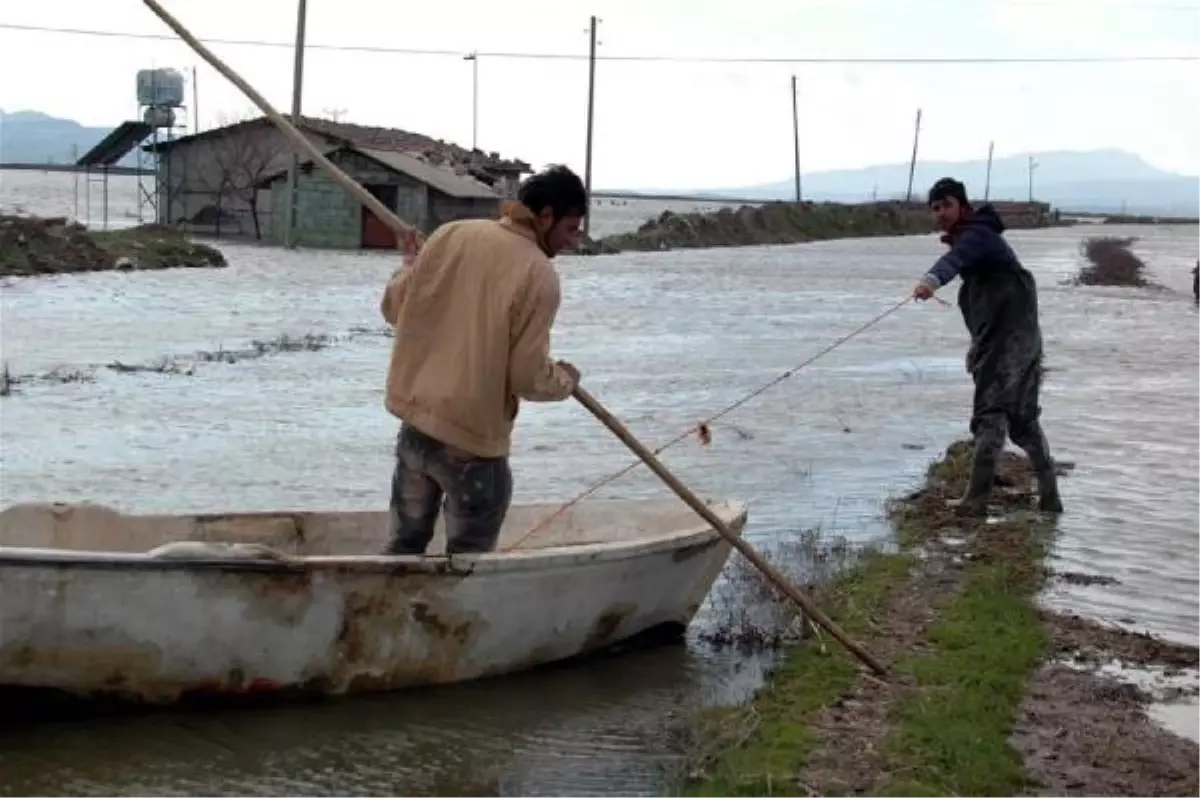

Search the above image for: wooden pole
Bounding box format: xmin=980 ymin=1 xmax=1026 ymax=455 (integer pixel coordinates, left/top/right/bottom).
xmin=984 ymin=140 xmax=994 ymax=201
xmin=791 ymin=75 xmax=801 ymax=203
xmin=572 ymin=385 xmax=889 ymax=677
xmin=284 ymin=0 xmax=308 ymax=249
xmin=583 ymin=15 xmax=598 ymax=236
xmin=905 ymin=108 xmax=922 ymax=203
xmin=140 ymin=0 xmax=422 ymax=244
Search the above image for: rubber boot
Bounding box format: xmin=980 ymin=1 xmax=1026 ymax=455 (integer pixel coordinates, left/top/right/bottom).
xmin=955 ymin=433 xmax=1001 ymax=517
xmin=1035 ymin=470 xmax=1063 ymax=514
xmin=1014 ymin=425 xmax=1063 ymax=514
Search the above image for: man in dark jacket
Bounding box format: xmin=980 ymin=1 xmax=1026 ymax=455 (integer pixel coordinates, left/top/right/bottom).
xmin=912 ymin=177 xmax=1063 ymax=516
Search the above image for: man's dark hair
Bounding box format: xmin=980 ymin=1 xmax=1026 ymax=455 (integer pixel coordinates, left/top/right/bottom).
xmin=518 ymin=165 xmax=588 ymax=220
xmin=928 ymin=177 xmax=971 ymax=210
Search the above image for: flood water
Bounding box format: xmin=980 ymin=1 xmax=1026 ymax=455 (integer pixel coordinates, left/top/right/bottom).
xmin=2 ymin=170 xmax=1198 ymax=795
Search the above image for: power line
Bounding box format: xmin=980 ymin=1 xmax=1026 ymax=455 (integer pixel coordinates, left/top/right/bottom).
xmin=1 ymin=22 xmax=1197 ymax=64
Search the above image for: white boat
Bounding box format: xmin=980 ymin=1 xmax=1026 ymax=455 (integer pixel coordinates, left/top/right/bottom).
xmin=0 ymin=498 xmax=747 ymax=704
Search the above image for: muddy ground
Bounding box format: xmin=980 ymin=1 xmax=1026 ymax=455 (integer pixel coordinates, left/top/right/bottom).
xmin=0 ymin=214 xmax=226 ymax=277
xmin=684 ymin=439 xmax=1198 ymax=796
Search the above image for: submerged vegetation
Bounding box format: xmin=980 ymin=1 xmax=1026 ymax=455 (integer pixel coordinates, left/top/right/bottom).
xmin=1075 ymin=235 xmax=1153 ymax=287
xmin=0 ymin=328 xmax=391 ymax=398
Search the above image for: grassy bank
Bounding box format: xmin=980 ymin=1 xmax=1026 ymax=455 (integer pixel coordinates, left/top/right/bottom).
xmin=682 ymin=439 xmax=1051 ymax=795
xmin=0 ymin=215 xmax=226 ymax=277
xmin=578 ymin=200 xmax=1060 ymax=255
xmin=681 ymin=440 xmax=1199 ymax=796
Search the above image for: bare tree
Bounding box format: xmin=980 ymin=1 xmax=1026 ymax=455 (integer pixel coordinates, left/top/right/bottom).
xmin=192 ymin=111 xmax=282 ymax=239
xmin=210 ymin=116 xmax=279 ymax=239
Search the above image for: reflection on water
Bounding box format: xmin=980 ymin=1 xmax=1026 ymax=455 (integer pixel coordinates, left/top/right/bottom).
xmin=1 ymin=176 xmax=1197 ymax=795
xmin=0 ymin=646 xmax=771 ymax=797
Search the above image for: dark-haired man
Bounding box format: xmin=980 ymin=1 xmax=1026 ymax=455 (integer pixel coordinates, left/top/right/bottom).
xmin=378 ymin=165 xmax=587 ymax=555
xmin=911 ymin=177 xmax=1063 ymax=516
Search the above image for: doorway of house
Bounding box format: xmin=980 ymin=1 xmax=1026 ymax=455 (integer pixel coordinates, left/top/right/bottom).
xmin=361 ymin=184 xmax=399 ymax=248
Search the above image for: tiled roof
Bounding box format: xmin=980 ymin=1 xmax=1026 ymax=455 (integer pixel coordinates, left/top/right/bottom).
xmin=143 ymin=115 xmax=530 ymax=176
xmin=256 ymin=144 xmax=502 ymax=200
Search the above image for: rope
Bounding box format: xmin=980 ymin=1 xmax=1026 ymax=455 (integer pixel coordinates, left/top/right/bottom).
xmin=504 ymin=295 xmax=923 ymax=551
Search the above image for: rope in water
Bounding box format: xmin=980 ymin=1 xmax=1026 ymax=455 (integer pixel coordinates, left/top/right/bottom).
xmin=504 ymin=294 xmax=927 ymax=551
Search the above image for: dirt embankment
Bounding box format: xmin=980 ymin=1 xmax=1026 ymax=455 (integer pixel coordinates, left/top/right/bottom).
xmin=680 ymin=439 xmax=1198 ymax=797
xmin=1100 ymin=213 xmax=1200 ymax=226
xmin=578 ymin=200 xmax=1060 ymax=255
xmin=0 ymin=215 xmax=227 ymax=277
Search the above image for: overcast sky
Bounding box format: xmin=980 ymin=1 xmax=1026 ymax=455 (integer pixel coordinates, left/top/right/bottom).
xmin=1 ymin=0 xmax=1197 ymax=189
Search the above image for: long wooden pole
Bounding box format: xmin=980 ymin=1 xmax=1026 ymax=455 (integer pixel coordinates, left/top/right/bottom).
xmin=572 ymin=386 xmax=888 ymax=677
xmin=141 ymin=0 xmax=887 ymax=679
xmin=140 ymin=0 xmax=422 ymax=245
xmin=283 ymin=0 xmax=308 ymax=249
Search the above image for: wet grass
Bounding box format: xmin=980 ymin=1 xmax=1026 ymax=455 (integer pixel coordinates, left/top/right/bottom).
xmin=678 ymin=438 xmax=1065 ymax=797
xmin=881 ymin=523 xmax=1049 ymax=797
xmin=682 ymin=548 xmax=910 ymax=795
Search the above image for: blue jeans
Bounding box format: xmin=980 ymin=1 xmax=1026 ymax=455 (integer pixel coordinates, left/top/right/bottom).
xmin=384 ymin=424 xmax=513 ymax=555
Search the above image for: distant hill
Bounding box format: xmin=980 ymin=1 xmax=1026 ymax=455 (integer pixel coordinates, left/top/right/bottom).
xmin=0 ymin=109 xmax=141 ymax=168
xmin=625 ymin=149 xmax=1200 ymax=217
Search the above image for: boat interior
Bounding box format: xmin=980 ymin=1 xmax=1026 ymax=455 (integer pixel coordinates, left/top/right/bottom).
xmin=0 ymin=499 xmax=743 ymax=558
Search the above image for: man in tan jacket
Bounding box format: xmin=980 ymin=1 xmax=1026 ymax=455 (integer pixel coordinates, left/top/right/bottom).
xmin=378 ymin=165 xmax=586 ymax=555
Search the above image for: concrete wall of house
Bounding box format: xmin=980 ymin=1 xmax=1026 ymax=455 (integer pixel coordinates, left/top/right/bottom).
xmin=265 ymin=150 xmax=432 ymax=248
xmin=154 ymin=125 xmax=333 ymax=239
xmin=429 ymin=193 xmax=503 ymax=229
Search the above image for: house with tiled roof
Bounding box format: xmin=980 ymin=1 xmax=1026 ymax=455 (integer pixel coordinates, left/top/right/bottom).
xmin=143 ymin=115 xmax=532 ymax=247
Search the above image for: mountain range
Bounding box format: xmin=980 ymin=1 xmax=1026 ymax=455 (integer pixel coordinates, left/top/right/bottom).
xmin=0 ymin=109 xmax=145 ymax=168
xmin=2 ymin=109 xmax=1196 ymax=216
xmin=623 ymin=149 xmax=1200 ymax=217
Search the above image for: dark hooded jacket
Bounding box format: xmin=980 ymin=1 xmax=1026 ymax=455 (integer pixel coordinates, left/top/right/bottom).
xmin=920 ymin=204 xmax=1042 ymax=359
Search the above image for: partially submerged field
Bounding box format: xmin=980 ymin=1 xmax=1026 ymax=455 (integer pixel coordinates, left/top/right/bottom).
xmin=2 ymin=216 xmax=1196 ymax=795
xmin=682 ymin=440 xmax=1199 ymax=797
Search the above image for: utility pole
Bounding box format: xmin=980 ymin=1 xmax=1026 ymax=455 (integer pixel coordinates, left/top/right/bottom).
xmin=904 ymin=108 xmax=922 ymax=203
xmin=984 ymin=140 xmax=994 ymax=201
xmin=284 ymin=0 xmax=308 ymax=249
xmin=583 ymin=15 xmax=599 ymax=236
xmin=192 ymin=66 xmax=199 ymax=134
xmin=791 ymin=75 xmax=802 ymax=203
xmin=1027 ymin=155 xmax=1038 ymax=203
xmin=463 ymin=53 xmax=479 ymax=151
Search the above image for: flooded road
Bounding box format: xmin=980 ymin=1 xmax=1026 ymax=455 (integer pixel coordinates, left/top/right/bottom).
xmin=2 ymin=172 xmax=1198 ymax=794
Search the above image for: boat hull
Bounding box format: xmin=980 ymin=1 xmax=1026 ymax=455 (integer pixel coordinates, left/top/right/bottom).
xmin=0 ymin=501 xmax=747 ymax=704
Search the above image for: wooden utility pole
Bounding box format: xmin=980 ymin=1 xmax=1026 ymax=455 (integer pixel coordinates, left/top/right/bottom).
xmin=464 ymin=52 xmax=479 ymax=151
xmin=984 ymin=140 xmax=994 ymax=201
xmin=904 ymin=108 xmax=922 ymax=203
xmin=583 ymin=15 xmax=598 ymax=235
xmin=191 ymin=66 xmax=199 ymax=134
xmin=1027 ymin=155 xmax=1037 ymax=203
xmin=284 ymin=0 xmax=308 ymax=249
xmin=791 ymin=75 xmax=802 ymax=203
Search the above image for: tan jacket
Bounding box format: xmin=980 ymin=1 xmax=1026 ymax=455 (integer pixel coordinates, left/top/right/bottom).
xmin=379 ymin=204 xmax=575 ymax=458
